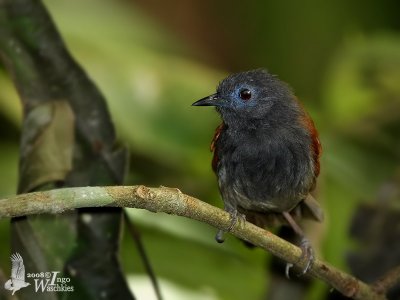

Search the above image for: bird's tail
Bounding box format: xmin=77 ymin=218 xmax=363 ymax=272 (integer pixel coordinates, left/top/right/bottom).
xmin=4 ymin=279 xmax=12 ymax=290
xmin=302 ymin=193 xmax=324 ymax=222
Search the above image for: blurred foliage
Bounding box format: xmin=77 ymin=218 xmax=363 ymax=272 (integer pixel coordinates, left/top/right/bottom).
xmin=0 ymin=0 xmax=399 ymax=299
xmin=324 ymin=34 xmax=400 ymax=130
xmin=322 ymin=35 xmax=400 ymax=278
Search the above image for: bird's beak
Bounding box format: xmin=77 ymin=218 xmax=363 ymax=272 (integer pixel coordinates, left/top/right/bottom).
xmin=192 ymin=93 xmax=221 ymax=106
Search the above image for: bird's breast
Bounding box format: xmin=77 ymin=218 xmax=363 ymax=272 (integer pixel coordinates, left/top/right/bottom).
xmin=215 ymin=127 xmax=314 ymax=212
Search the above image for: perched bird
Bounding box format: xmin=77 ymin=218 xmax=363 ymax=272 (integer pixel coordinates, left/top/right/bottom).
xmin=4 ymin=253 xmax=30 ymax=295
xmin=192 ymin=69 xmax=323 ymax=274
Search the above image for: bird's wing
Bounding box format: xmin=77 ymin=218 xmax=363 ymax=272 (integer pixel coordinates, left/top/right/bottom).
xmin=10 ymin=253 xmax=25 ymax=280
xmin=299 ymin=114 xmax=321 ymax=178
xmin=210 ymin=123 xmax=225 ymax=172
xmin=310 ymin=127 xmax=322 ymax=178
xmin=295 ymin=97 xmax=322 ymax=179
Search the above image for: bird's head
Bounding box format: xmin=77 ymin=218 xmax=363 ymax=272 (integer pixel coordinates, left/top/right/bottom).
xmin=192 ymin=69 xmax=296 ymax=127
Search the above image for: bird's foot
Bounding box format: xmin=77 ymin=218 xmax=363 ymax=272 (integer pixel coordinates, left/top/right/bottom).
xmin=299 ymin=237 xmax=315 ymax=274
xmin=285 ymin=237 xmax=315 ymax=278
xmin=215 ymin=210 xmax=246 ymax=243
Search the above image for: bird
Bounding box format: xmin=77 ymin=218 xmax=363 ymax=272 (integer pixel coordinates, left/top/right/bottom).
xmin=192 ymin=69 xmax=323 ymax=274
xmin=4 ymin=253 xmax=31 ymax=295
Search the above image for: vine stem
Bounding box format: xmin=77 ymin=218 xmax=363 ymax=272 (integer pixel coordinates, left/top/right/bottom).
xmin=0 ymin=185 xmax=389 ymax=300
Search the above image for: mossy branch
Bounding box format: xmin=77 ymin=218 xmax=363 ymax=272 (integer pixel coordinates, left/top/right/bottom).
xmin=0 ymin=185 xmax=391 ymax=300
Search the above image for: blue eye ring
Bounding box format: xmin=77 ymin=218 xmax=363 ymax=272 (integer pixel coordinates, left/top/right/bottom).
xmin=239 ymin=88 xmax=252 ymax=101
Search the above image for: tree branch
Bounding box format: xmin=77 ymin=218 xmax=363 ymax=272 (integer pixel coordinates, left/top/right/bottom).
xmin=0 ymin=185 xmax=388 ymax=300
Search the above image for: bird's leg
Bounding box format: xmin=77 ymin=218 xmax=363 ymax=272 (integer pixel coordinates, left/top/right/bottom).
xmin=282 ymin=211 xmax=314 ymax=277
xmin=215 ymin=203 xmax=246 ymax=243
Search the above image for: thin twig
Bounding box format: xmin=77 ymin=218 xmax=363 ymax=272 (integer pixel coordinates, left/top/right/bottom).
xmin=123 ymin=211 xmax=163 ymax=300
xmin=372 ymin=264 xmax=400 ymax=295
xmin=0 ymin=185 xmax=389 ymax=300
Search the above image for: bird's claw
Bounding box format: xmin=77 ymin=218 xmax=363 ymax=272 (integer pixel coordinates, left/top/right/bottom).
xmin=215 ymin=210 xmax=246 ymax=243
xmin=215 ymin=229 xmax=225 ymax=243
xmin=285 ymin=237 xmax=315 ymax=278
xmin=227 ymin=211 xmax=246 ymax=231
xmin=285 ymin=263 xmax=293 ymax=279
xmin=299 ymin=237 xmax=315 ymax=274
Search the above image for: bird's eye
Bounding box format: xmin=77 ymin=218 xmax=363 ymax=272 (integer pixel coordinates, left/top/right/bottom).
xmin=239 ymin=88 xmax=252 ymax=101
